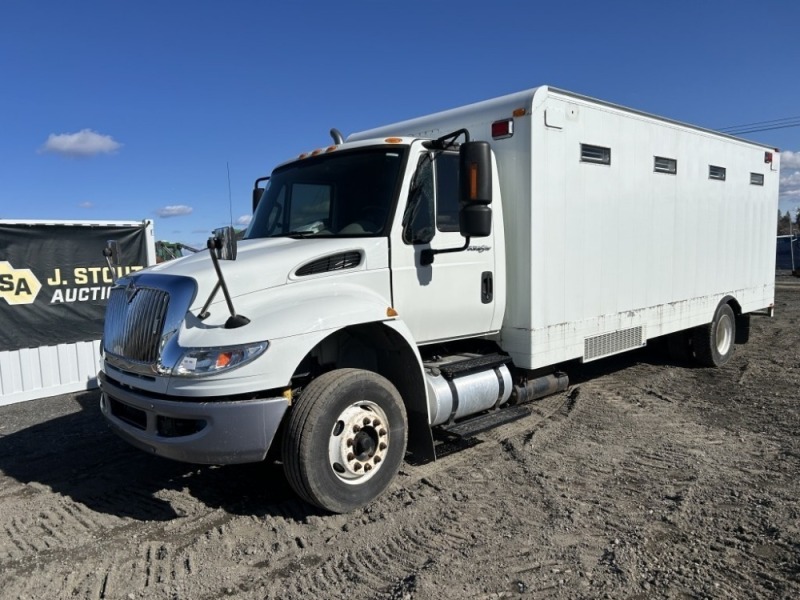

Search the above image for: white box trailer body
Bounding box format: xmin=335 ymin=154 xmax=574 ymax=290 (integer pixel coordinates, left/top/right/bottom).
xmin=350 ymin=86 xmax=779 ymax=369
xmin=97 ymin=87 xmax=779 ymax=513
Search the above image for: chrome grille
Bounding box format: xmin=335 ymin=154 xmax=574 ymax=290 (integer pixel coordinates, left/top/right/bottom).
xmin=104 ymin=286 xmax=169 ymax=364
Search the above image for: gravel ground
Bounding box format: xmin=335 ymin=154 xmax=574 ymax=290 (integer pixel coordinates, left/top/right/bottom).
xmin=1 ymin=281 xmax=798 ymax=600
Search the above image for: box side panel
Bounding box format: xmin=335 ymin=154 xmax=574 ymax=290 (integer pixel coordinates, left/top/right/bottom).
xmin=501 ymin=92 xmax=778 ymax=369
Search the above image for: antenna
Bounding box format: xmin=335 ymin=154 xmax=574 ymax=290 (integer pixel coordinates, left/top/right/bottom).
xmin=227 ymin=162 xmax=233 ymax=229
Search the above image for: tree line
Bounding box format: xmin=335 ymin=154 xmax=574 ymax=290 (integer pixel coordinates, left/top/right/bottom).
xmin=777 ymin=209 xmax=800 ymax=236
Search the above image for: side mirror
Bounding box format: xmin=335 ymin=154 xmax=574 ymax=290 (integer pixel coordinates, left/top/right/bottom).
xmin=458 ymin=141 xmax=493 ymax=238
xmin=210 ymin=226 xmax=238 ymax=261
xmin=252 ymin=187 xmax=264 ymax=212
xmin=252 ymin=176 xmax=269 ymax=212
xmin=103 ymin=240 xmax=120 ymax=267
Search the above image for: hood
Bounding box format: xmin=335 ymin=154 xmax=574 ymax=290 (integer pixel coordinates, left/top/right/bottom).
xmin=141 ymin=237 xmax=389 ymax=310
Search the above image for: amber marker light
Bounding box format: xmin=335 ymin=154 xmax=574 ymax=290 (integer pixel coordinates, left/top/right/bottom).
xmin=513 ymin=107 xmax=526 ymax=117
xmin=384 ymin=138 xmax=403 ymax=144
xmin=325 ymin=145 xmax=337 ymax=153
xmin=469 ymin=163 xmax=479 ymax=199
xmin=386 ymin=307 xmax=398 ymax=317
xmin=216 ymin=352 xmax=233 ymax=368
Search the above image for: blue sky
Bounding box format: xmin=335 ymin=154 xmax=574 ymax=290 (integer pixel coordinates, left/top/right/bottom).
xmin=1 ymin=0 xmax=799 ymax=247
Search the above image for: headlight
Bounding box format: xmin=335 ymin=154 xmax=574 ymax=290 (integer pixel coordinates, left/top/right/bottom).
xmin=174 ymin=341 xmax=269 ymax=377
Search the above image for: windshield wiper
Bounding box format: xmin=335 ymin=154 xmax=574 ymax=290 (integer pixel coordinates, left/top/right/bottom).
xmin=269 ymin=230 xmax=320 ymax=239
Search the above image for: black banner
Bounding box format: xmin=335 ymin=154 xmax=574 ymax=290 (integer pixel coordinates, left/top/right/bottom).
xmin=0 ymin=223 xmax=149 ymax=352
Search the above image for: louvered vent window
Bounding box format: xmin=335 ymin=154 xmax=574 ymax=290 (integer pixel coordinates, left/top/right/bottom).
xmin=580 ymin=144 xmax=611 ymax=165
xmin=654 ymin=156 xmax=677 ymax=174
xmin=750 ymin=172 xmax=764 ymax=186
xmin=709 ymin=165 xmax=726 ymax=181
xmin=296 ymin=252 xmax=362 ymax=276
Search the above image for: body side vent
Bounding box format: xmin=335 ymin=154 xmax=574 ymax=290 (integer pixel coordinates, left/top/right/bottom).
xmin=583 ymin=326 xmax=645 ymax=362
xmin=296 ymin=251 xmax=362 ymax=277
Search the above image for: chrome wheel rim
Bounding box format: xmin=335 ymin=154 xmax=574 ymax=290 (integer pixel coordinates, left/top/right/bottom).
xmin=328 ymin=401 xmax=389 ymax=484
xmin=716 ymin=313 xmax=733 ymax=356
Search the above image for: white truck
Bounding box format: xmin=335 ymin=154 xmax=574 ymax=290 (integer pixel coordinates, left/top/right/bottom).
xmin=99 ymin=86 xmax=780 ymax=513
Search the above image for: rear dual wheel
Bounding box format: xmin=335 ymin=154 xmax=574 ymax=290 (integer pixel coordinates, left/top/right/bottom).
xmin=282 ymin=368 xmax=407 ymax=513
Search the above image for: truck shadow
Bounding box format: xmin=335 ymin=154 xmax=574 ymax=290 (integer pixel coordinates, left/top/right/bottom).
xmin=0 ymin=391 xmax=319 ymax=522
xmin=0 ymin=343 xmax=694 ymax=523
xmin=564 ymin=337 xmax=699 ymax=387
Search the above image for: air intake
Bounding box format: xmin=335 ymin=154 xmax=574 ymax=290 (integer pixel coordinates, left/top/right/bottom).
xmin=296 ymin=252 xmax=362 ymax=276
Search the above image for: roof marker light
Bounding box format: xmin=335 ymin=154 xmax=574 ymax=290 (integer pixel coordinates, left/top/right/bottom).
xmin=513 ymin=108 xmax=526 ymax=117
xmin=765 ymin=151 xmax=773 ymax=164
xmin=385 ymin=137 xmax=403 ymax=144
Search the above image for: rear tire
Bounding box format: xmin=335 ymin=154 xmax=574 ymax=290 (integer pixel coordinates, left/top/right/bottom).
xmin=282 ymin=368 xmax=407 ymax=513
xmin=692 ymin=303 xmax=736 ymax=367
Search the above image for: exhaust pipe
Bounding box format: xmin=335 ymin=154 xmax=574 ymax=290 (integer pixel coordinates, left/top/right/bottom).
xmin=330 ymin=128 xmax=344 ymax=145
xmin=511 ymin=372 xmax=569 ymax=405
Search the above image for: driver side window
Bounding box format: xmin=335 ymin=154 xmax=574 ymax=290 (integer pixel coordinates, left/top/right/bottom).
xmin=402 ymin=152 xmax=460 ymax=244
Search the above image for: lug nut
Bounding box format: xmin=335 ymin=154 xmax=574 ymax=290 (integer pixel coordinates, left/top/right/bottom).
xmin=363 ymin=417 xmax=371 ymax=426
xmin=374 ymin=456 xmax=382 ymax=464
xmin=346 ymin=438 xmax=353 ymax=447
xmin=379 ymin=428 xmax=387 ymax=437
xmin=354 ymin=463 xmax=362 ymax=471
xmin=353 ymin=425 xmax=361 ymax=433
xmin=347 ymin=452 xmax=355 ymax=461
xmin=379 ymin=442 xmax=387 ymax=450
xmin=364 ymin=464 xmax=372 ymax=472
xmin=372 ymin=419 xmax=381 ymax=427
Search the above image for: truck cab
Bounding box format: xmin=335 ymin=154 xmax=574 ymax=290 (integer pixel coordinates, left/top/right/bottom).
xmin=100 ymin=133 xmax=509 ymax=513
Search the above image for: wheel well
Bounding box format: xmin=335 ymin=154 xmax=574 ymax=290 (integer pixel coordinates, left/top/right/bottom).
xmin=290 ymin=323 xmax=434 ymax=462
xmin=720 ymin=295 xmax=742 ymax=316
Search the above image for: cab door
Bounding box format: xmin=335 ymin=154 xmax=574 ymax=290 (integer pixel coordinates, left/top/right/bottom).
xmin=390 ymin=150 xmax=498 ymax=343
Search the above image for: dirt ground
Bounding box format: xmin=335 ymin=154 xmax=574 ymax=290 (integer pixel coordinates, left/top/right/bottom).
xmin=1 ymin=281 xmax=798 ymax=600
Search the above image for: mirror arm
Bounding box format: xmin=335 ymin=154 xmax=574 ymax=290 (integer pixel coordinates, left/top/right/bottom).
xmin=197 ymin=281 xmax=221 ymax=320
xmin=420 ymin=236 xmax=470 ymax=266
xmin=103 ymin=240 xmax=121 ymax=283
xmin=205 ymin=236 xmax=250 ymax=328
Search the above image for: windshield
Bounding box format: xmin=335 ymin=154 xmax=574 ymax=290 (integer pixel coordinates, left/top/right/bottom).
xmin=245 ymin=147 xmax=408 ymax=239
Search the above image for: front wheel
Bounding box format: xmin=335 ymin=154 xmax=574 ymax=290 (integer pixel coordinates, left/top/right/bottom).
xmin=692 ymin=303 xmax=736 ymax=367
xmin=282 ymin=369 xmax=408 ymax=513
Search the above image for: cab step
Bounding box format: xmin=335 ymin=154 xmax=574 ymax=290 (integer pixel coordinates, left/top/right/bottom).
xmin=443 ymin=404 xmax=532 ymax=439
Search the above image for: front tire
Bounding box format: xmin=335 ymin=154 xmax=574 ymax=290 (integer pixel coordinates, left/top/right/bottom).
xmin=692 ymin=303 xmax=736 ymax=367
xmin=282 ymin=368 xmax=408 ymax=513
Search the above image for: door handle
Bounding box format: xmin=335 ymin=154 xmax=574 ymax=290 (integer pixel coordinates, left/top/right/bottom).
xmin=481 ymin=271 xmax=493 ymax=304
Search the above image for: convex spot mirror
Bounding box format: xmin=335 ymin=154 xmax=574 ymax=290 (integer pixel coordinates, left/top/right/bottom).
xmin=103 ymin=240 xmax=120 ymax=269
xmin=210 ymin=226 xmax=238 ymax=261
xmin=458 ymin=141 xmax=493 ymax=238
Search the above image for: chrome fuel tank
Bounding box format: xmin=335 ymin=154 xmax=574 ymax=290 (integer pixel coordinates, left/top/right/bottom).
xmin=424 ymin=354 xmax=512 ymax=426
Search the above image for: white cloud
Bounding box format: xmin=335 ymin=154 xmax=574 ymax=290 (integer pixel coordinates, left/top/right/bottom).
xmin=781 ymin=150 xmax=800 ymax=170
xmin=236 ymin=214 xmax=252 ymax=226
xmin=40 ymin=129 xmax=122 ymax=157
xmin=78 ymin=201 xmax=93 ymax=209
xmin=156 ymin=205 xmax=193 ymax=218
